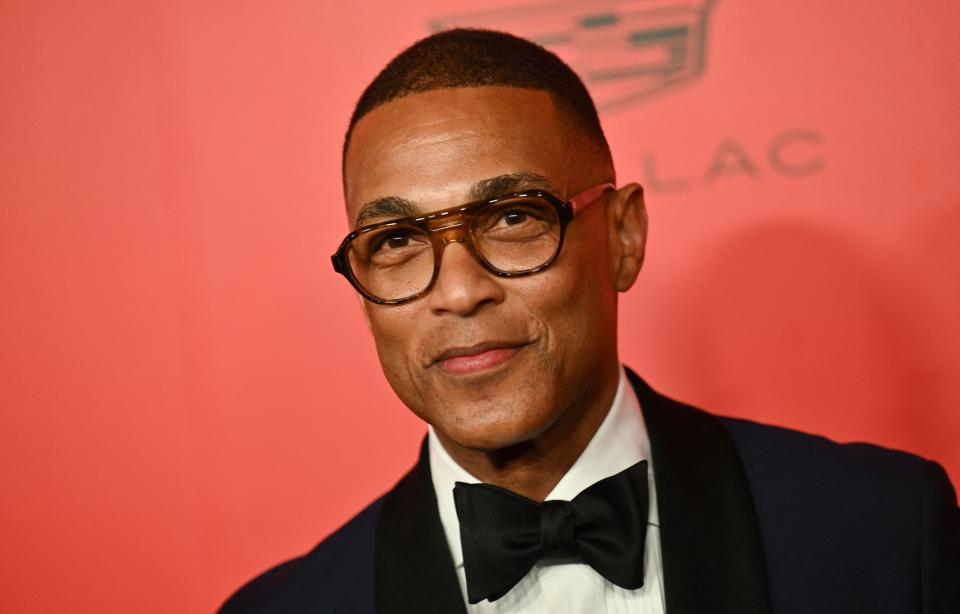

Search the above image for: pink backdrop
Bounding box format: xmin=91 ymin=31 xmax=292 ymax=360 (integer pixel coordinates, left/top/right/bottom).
xmin=1 ymin=1 xmax=958 ymax=612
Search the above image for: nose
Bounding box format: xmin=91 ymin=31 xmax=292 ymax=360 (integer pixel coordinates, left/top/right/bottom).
xmin=426 ymin=238 xmax=505 ymax=317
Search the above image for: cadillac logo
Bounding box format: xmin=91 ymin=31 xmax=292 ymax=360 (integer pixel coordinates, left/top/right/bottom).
xmin=432 ymin=0 xmax=718 ymax=111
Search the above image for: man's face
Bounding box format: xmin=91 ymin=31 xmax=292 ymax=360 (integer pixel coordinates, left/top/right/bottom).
xmin=343 ymin=86 xmax=623 ymax=452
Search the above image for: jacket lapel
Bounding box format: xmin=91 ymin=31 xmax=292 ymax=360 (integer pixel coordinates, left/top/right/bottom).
xmin=628 ymin=368 xmax=773 ymax=614
xmin=375 ymin=439 xmax=467 ymax=614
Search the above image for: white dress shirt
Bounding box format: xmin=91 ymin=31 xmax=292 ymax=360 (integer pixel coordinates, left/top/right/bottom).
xmin=428 ymin=366 xmax=665 ymax=613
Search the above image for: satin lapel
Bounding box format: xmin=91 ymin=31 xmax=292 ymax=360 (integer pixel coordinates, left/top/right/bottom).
xmin=375 ymin=438 xmax=467 ymax=614
xmin=627 ymin=369 xmax=773 ymax=614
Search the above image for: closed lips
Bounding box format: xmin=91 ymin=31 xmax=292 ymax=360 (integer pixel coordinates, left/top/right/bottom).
xmin=433 ymin=342 xmax=528 ymax=375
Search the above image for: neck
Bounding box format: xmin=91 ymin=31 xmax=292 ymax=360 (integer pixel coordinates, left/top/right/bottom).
xmin=434 ymin=360 xmax=621 ymax=502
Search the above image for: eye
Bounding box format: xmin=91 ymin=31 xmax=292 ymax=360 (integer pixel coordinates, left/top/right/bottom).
xmin=369 ymin=229 xmax=416 ymax=253
xmin=485 ymin=201 xmax=548 ymax=229
xmin=359 ymin=226 xmax=430 ymax=268
xmin=382 ymin=234 xmax=411 ymax=250
xmin=485 ymin=201 xmax=551 ymax=230
xmin=498 ymin=209 xmax=529 ymax=226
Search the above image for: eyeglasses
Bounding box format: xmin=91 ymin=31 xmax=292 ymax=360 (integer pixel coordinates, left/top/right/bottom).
xmin=331 ymin=182 xmax=615 ymax=305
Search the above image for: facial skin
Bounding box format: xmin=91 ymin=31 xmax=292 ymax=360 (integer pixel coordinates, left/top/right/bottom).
xmin=343 ymin=86 xmax=647 ymax=500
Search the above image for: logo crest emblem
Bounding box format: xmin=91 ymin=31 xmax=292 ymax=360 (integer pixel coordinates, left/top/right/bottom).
xmin=432 ymin=0 xmax=717 ymax=111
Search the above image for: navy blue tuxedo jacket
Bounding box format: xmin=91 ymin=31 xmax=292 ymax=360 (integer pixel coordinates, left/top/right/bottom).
xmin=220 ymin=371 xmax=960 ymax=613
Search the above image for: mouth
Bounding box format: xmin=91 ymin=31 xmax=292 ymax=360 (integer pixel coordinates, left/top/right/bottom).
xmin=432 ymin=341 xmax=529 ymax=376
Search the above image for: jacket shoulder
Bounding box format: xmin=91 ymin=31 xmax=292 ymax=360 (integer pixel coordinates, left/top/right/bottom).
xmin=719 ymin=414 xmax=945 ymax=534
xmin=721 ymin=415 xmax=934 ymax=490
xmin=720 ymin=415 xmax=959 ymax=613
xmin=218 ymin=497 xmax=384 ymax=614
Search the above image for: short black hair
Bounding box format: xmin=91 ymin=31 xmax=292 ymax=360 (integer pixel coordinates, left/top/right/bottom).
xmin=343 ymin=28 xmax=612 ymax=174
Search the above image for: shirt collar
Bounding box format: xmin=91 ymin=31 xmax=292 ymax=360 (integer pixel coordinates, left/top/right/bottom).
xmin=428 ymin=365 xmax=656 ymax=568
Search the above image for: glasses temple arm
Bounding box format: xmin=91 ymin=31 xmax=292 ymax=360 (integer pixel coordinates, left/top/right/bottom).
xmin=569 ymin=182 xmax=616 ymax=213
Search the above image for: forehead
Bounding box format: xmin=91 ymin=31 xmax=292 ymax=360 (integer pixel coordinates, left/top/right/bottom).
xmin=344 ymin=87 xmax=577 ymax=221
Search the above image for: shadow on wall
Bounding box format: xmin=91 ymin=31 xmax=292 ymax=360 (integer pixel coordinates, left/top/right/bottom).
xmin=657 ymin=218 xmax=957 ymax=461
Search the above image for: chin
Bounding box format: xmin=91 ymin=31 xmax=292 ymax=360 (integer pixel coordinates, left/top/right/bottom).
xmin=383 ymin=345 xmax=568 ymax=451
xmin=432 ymin=395 xmax=559 ymax=452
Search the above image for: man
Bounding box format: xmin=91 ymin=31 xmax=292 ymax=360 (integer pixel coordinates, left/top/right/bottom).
xmin=219 ymin=29 xmax=959 ymax=613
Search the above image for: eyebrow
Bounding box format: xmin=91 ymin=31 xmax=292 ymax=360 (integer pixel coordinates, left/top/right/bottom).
xmin=354 ymin=196 xmax=418 ymax=227
xmin=354 ymin=172 xmax=560 ymax=227
xmin=469 ymin=172 xmax=560 ymax=201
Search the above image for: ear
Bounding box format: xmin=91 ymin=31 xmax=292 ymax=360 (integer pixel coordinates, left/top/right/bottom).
xmin=606 ymin=183 xmax=648 ymax=292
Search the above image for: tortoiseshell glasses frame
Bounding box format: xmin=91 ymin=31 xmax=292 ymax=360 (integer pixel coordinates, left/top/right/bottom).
xmin=331 ymin=182 xmax=615 ymax=305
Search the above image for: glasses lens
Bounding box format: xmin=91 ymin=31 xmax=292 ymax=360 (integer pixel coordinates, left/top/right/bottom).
xmin=471 ymin=197 xmax=562 ymax=272
xmin=346 ymin=224 xmax=434 ymax=302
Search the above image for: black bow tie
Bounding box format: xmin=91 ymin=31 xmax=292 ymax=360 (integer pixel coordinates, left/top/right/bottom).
xmin=453 ymin=460 xmax=649 ymax=604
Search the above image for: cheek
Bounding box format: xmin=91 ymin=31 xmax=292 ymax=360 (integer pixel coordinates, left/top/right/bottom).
xmin=571 ymin=212 xmax=617 ymax=309
xmin=365 ymin=307 xmax=428 ymax=404
xmin=535 ymin=220 xmax=617 ymax=350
